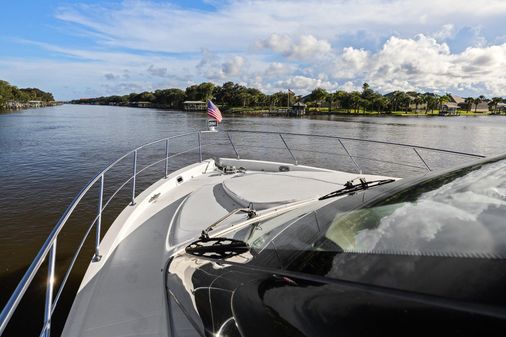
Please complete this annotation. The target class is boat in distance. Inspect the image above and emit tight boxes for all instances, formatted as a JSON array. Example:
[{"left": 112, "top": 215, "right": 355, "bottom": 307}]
[{"left": 1, "top": 128, "right": 505, "bottom": 337}]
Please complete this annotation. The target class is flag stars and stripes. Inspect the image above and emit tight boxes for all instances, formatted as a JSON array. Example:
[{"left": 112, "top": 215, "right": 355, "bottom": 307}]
[{"left": 207, "top": 100, "right": 223, "bottom": 122}]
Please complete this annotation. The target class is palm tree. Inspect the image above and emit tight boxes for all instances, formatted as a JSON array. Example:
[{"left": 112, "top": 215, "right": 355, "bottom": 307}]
[
  {"left": 326, "top": 95, "right": 333, "bottom": 112},
  {"left": 429, "top": 95, "right": 438, "bottom": 114},
  {"left": 473, "top": 97, "right": 482, "bottom": 113},
  {"left": 310, "top": 88, "right": 328, "bottom": 110},
  {"left": 392, "top": 91, "right": 410, "bottom": 113},
  {"left": 333, "top": 90, "right": 347, "bottom": 112},
  {"left": 464, "top": 97, "right": 474, "bottom": 112},
  {"left": 391, "top": 91, "right": 404, "bottom": 112},
  {"left": 438, "top": 94, "right": 450, "bottom": 113},
  {"left": 372, "top": 95, "right": 388, "bottom": 113},
  {"left": 350, "top": 91, "right": 361, "bottom": 113},
  {"left": 413, "top": 94, "right": 423, "bottom": 113},
  {"left": 491, "top": 97, "right": 502, "bottom": 113},
  {"left": 422, "top": 93, "right": 433, "bottom": 114}
]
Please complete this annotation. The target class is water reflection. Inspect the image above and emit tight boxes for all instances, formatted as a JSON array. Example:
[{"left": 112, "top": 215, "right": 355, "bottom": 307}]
[{"left": 353, "top": 160, "right": 506, "bottom": 256}]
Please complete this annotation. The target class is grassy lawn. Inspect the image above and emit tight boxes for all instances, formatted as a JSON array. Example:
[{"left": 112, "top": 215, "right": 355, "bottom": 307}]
[
  {"left": 222, "top": 106, "right": 504, "bottom": 117},
  {"left": 306, "top": 108, "right": 501, "bottom": 117}
]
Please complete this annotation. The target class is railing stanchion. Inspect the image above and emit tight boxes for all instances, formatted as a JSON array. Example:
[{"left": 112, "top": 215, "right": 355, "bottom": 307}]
[
  {"left": 42, "top": 240, "right": 56, "bottom": 337},
  {"left": 131, "top": 150, "right": 137, "bottom": 205},
  {"left": 338, "top": 138, "right": 362, "bottom": 174},
  {"left": 164, "top": 139, "right": 170, "bottom": 178},
  {"left": 413, "top": 147, "right": 431, "bottom": 171},
  {"left": 93, "top": 174, "right": 104, "bottom": 262},
  {"left": 279, "top": 134, "right": 297, "bottom": 165},
  {"left": 226, "top": 132, "right": 240, "bottom": 159},
  {"left": 198, "top": 132, "right": 202, "bottom": 162}
]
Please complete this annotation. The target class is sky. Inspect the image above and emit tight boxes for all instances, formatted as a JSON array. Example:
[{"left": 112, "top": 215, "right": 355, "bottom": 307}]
[{"left": 1, "top": 0, "right": 506, "bottom": 100}]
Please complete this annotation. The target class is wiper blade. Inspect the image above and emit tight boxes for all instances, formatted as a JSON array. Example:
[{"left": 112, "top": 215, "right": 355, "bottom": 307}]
[
  {"left": 200, "top": 204, "right": 256, "bottom": 240},
  {"left": 319, "top": 178, "right": 396, "bottom": 200},
  {"left": 185, "top": 237, "right": 249, "bottom": 259}
]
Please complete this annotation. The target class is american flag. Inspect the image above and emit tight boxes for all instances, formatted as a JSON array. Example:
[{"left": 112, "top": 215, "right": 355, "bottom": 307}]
[{"left": 207, "top": 100, "right": 222, "bottom": 122}]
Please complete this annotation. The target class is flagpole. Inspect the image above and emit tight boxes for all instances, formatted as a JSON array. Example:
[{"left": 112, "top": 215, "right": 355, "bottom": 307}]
[{"left": 206, "top": 99, "right": 220, "bottom": 132}]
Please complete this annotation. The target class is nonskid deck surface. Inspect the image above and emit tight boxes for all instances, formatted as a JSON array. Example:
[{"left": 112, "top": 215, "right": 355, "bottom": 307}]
[{"left": 62, "top": 159, "right": 394, "bottom": 337}]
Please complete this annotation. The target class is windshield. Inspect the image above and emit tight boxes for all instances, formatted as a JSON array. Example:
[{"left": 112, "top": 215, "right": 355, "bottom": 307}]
[
  {"left": 329, "top": 159, "right": 506, "bottom": 256},
  {"left": 228, "top": 157, "right": 506, "bottom": 266}
]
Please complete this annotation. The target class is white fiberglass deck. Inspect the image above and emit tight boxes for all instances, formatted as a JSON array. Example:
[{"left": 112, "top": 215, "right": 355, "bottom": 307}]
[{"left": 62, "top": 159, "right": 394, "bottom": 337}]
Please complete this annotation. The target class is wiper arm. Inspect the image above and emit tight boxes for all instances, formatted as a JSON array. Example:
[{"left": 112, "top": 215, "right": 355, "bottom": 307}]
[
  {"left": 319, "top": 178, "right": 396, "bottom": 200},
  {"left": 199, "top": 204, "right": 256, "bottom": 240}
]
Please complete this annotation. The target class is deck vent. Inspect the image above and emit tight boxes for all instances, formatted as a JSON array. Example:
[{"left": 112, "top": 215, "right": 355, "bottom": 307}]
[
  {"left": 177, "top": 176, "right": 184, "bottom": 184},
  {"left": 279, "top": 166, "right": 290, "bottom": 172}
]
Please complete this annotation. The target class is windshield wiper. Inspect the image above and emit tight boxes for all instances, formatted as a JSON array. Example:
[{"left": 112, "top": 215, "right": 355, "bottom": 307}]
[
  {"left": 319, "top": 177, "right": 396, "bottom": 200},
  {"left": 199, "top": 204, "right": 256, "bottom": 240}
]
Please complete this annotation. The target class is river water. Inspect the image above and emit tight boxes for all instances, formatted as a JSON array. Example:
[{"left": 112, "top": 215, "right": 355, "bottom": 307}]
[{"left": 0, "top": 104, "right": 505, "bottom": 335}]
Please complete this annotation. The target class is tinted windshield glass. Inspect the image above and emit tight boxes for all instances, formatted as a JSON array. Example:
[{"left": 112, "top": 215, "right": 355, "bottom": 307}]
[
  {"left": 326, "top": 159, "right": 506, "bottom": 257},
  {"left": 235, "top": 158, "right": 506, "bottom": 265}
]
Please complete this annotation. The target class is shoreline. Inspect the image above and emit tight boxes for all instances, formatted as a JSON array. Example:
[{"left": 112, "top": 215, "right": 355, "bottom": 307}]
[
  {"left": 0, "top": 101, "right": 61, "bottom": 112},
  {"left": 67, "top": 103, "right": 506, "bottom": 118}
]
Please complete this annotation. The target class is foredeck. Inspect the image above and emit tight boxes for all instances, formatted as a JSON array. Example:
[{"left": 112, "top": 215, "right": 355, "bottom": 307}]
[
  {"left": 62, "top": 159, "right": 394, "bottom": 337},
  {"left": 0, "top": 129, "right": 485, "bottom": 337}
]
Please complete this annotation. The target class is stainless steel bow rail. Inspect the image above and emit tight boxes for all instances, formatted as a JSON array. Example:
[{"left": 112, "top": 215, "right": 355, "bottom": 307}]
[{"left": 0, "top": 129, "right": 485, "bottom": 337}]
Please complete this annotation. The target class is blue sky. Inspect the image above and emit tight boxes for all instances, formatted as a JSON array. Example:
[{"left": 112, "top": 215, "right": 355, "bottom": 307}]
[{"left": 1, "top": 0, "right": 506, "bottom": 100}]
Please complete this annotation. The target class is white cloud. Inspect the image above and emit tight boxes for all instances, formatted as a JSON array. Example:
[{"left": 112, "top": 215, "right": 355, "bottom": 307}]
[
  {"left": 4, "top": 0, "right": 506, "bottom": 99},
  {"left": 264, "top": 62, "right": 294, "bottom": 76},
  {"left": 222, "top": 56, "right": 245, "bottom": 76},
  {"left": 340, "top": 81, "right": 361, "bottom": 92},
  {"left": 330, "top": 47, "right": 370, "bottom": 78},
  {"left": 434, "top": 24, "right": 456, "bottom": 40},
  {"left": 258, "top": 34, "right": 332, "bottom": 59},
  {"left": 147, "top": 65, "right": 169, "bottom": 78},
  {"left": 54, "top": 0, "right": 506, "bottom": 54},
  {"left": 365, "top": 35, "right": 506, "bottom": 95},
  {"left": 104, "top": 73, "right": 119, "bottom": 80},
  {"left": 196, "top": 50, "right": 247, "bottom": 80},
  {"left": 276, "top": 75, "right": 338, "bottom": 92}
]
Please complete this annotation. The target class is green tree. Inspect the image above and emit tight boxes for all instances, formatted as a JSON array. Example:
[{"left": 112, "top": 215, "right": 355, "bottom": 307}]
[
  {"left": 196, "top": 82, "right": 215, "bottom": 101},
  {"left": 491, "top": 97, "right": 502, "bottom": 112},
  {"left": 350, "top": 91, "right": 361, "bottom": 113},
  {"left": 154, "top": 88, "right": 185, "bottom": 107},
  {"left": 438, "top": 94, "right": 450, "bottom": 112},
  {"left": 389, "top": 91, "right": 410, "bottom": 113},
  {"left": 184, "top": 85, "right": 199, "bottom": 101},
  {"left": 333, "top": 90, "right": 347, "bottom": 111},
  {"left": 464, "top": 97, "right": 474, "bottom": 112},
  {"left": 412, "top": 93, "right": 423, "bottom": 113},
  {"left": 310, "top": 88, "right": 329, "bottom": 108},
  {"left": 131, "top": 91, "right": 156, "bottom": 102},
  {"left": 473, "top": 97, "right": 482, "bottom": 113},
  {"left": 371, "top": 94, "right": 388, "bottom": 113},
  {"left": 361, "top": 82, "right": 375, "bottom": 102}
]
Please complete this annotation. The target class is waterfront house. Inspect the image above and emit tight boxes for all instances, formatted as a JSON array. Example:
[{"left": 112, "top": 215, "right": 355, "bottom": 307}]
[
  {"left": 497, "top": 102, "right": 506, "bottom": 113},
  {"left": 473, "top": 101, "right": 490, "bottom": 112},
  {"left": 183, "top": 101, "right": 206, "bottom": 111},
  {"left": 5, "top": 101, "right": 23, "bottom": 109},
  {"left": 28, "top": 100, "right": 42, "bottom": 108},
  {"left": 290, "top": 102, "right": 307, "bottom": 116},
  {"left": 440, "top": 102, "right": 459, "bottom": 115},
  {"left": 448, "top": 94, "right": 465, "bottom": 106},
  {"left": 450, "top": 94, "right": 489, "bottom": 112},
  {"left": 135, "top": 101, "right": 152, "bottom": 108}
]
